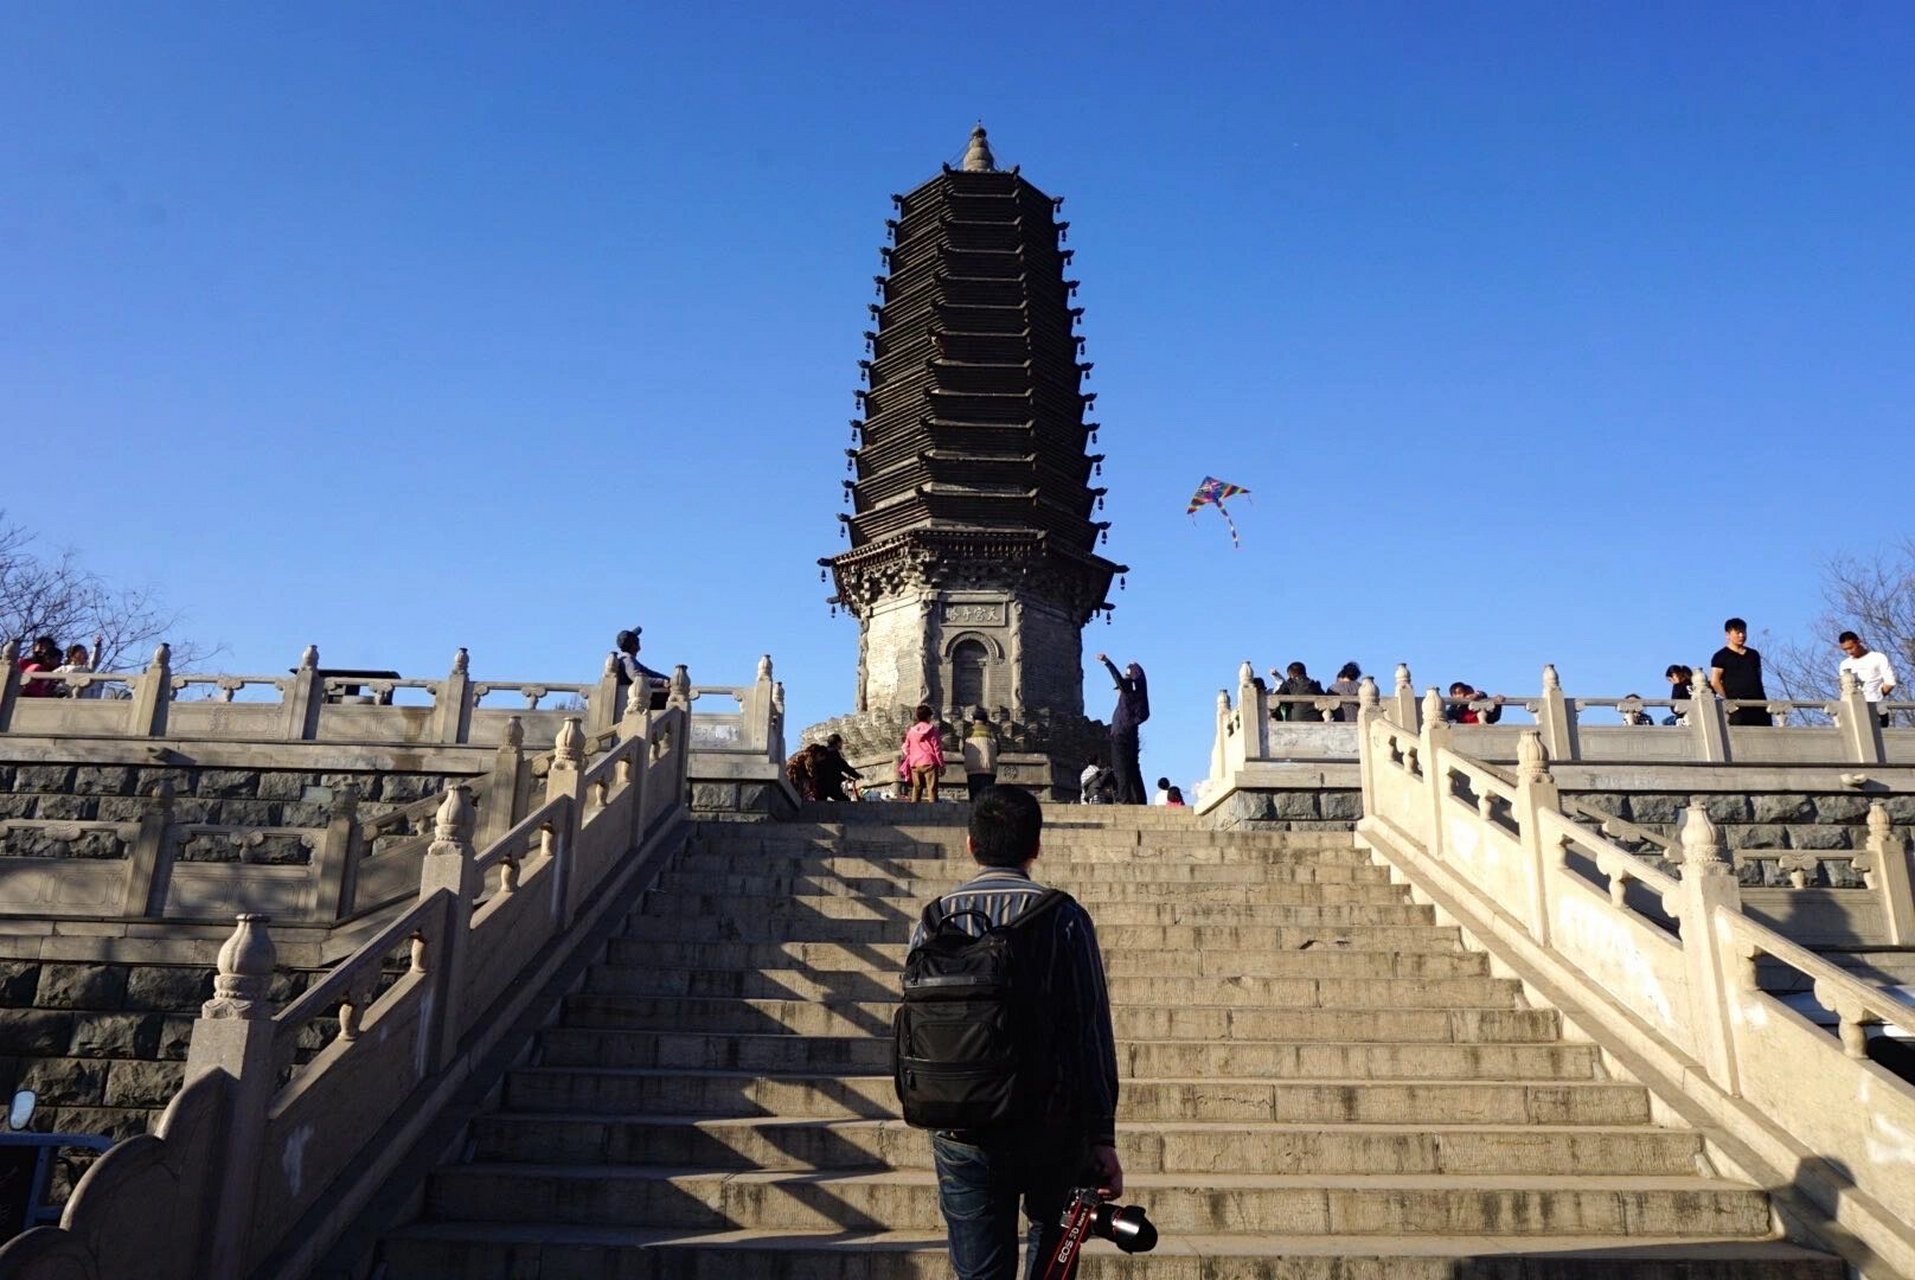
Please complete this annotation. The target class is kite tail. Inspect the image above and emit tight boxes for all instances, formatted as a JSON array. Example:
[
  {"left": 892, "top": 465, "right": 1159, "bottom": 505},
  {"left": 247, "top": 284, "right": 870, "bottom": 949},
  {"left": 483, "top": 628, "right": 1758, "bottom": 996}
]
[{"left": 1221, "top": 507, "right": 1242, "bottom": 550}]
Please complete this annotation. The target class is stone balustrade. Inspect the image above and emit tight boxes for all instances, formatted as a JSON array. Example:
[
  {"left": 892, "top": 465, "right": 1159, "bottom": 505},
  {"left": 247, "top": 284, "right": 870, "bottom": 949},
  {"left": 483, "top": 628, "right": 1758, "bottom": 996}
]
[
  {"left": 1213, "top": 660, "right": 1915, "bottom": 770},
  {"left": 0, "top": 701, "right": 697, "bottom": 1280},
  {"left": 1357, "top": 707, "right": 1915, "bottom": 1275}
]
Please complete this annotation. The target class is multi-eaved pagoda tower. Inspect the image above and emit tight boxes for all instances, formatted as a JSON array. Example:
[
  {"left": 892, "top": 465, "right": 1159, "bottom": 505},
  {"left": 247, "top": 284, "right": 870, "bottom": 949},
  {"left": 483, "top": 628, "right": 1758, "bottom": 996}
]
[{"left": 806, "top": 126, "right": 1127, "bottom": 795}]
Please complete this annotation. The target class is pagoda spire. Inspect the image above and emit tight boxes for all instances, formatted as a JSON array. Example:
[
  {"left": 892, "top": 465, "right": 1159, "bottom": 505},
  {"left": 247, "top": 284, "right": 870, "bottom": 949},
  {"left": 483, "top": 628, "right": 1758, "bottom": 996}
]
[{"left": 961, "top": 124, "right": 996, "bottom": 172}]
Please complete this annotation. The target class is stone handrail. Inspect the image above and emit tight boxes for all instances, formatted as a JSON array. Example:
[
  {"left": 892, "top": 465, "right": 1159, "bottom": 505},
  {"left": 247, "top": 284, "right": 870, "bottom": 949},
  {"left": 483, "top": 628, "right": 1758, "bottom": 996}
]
[
  {"left": 1212, "top": 661, "right": 1915, "bottom": 779},
  {"left": 1357, "top": 701, "right": 1915, "bottom": 1275},
  {"left": 0, "top": 643, "right": 637, "bottom": 748},
  {"left": 0, "top": 704, "right": 695, "bottom": 1280}
]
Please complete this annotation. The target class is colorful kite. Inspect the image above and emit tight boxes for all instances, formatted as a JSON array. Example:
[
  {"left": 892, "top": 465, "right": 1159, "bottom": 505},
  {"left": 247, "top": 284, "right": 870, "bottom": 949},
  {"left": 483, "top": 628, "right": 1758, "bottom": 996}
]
[{"left": 1187, "top": 476, "right": 1252, "bottom": 548}]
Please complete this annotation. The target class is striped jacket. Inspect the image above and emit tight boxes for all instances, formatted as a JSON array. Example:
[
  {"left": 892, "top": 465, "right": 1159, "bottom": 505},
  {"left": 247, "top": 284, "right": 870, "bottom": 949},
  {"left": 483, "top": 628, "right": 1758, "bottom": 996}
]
[{"left": 908, "top": 866, "right": 1120, "bottom": 1146}]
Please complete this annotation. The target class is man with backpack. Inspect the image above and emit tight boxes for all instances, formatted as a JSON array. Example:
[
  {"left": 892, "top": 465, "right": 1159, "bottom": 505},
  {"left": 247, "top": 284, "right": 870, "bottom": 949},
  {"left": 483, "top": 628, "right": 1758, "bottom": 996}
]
[{"left": 894, "top": 787, "right": 1123, "bottom": 1280}]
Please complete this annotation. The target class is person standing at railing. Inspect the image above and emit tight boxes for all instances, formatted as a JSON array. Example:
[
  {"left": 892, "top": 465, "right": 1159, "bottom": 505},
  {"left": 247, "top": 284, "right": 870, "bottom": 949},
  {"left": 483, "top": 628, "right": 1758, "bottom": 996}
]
[
  {"left": 16, "top": 636, "right": 60, "bottom": 697},
  {"left": 1094, "top": 653, "right": 1149, "bottom": 804},
  {"left": 1663, "top": 664, "right": 1695, "bottom": 725},
  {"left": 1443, "top": 681, "right": 1504, "bottom": 724},
  {"left": 962, "top": 709, "right": 1000, "bottom": 801},
  {"left": 1837, "top": 631, "right": 1899, "bottom": 727},
  {"left": 52, "top": 635, "right": 105, "bottom": 698},
  {"left": 612, "top": 628, "right": 668, "bottom": 713},
  {"left": 1710, "top": 617, "right": 1772, "bottom": 726},
  {"left": 903, "top": 704, "right": 946, "bottom": 802},
  {"left": 1270, "top": 661, "right": 1327, "bottom": 721},
  {"left": 1327, "top": 662, "right": 1363, "bottom": 722}
]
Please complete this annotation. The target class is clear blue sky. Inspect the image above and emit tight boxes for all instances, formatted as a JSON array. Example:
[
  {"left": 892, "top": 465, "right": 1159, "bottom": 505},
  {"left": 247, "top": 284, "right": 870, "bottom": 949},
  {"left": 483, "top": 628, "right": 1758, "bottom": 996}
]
[{"left": 5, "top": 4, "right": 1912, "bottom": 789}]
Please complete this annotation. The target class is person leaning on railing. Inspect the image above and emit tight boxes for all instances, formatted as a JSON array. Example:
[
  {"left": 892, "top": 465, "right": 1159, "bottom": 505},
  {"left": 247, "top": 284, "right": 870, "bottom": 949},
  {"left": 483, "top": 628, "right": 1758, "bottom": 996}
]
[{"left": 1837, "top": 631, "right": 1899, "bottom": 728}]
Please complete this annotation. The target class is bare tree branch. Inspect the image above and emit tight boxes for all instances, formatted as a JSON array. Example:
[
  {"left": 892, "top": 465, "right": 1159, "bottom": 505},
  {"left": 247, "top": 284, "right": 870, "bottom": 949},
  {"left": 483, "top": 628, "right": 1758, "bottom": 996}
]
[
  {"left": 1, "top": 512, "right": 221, "bottom": 672},
  {"left": 1767, "top": 538, "right": 1915, "bottom": 723}
]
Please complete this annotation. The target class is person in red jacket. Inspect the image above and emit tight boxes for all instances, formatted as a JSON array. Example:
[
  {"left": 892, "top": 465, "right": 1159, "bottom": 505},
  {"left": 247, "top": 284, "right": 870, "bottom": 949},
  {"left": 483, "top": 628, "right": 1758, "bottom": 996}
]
[{"left": 902, "top": 704, "right": 945, "bottom": 802}]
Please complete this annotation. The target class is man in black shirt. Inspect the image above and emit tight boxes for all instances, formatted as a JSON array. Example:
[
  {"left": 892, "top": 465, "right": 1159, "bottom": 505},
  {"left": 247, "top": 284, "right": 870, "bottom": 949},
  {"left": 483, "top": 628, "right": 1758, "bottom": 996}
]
[
  {"left": 917, "top": 787, "right": 1123, "bottom": 1279},
  {"left": 1710, "top": 617, "right": 1773, "bottom": 727}
]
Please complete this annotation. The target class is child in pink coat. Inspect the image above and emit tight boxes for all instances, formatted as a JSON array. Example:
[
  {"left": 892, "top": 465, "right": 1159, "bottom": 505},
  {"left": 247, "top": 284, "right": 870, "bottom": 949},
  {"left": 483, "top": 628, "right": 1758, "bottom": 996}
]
[{"left": 901, "top": 704, "right": 944, "bottom": 802}]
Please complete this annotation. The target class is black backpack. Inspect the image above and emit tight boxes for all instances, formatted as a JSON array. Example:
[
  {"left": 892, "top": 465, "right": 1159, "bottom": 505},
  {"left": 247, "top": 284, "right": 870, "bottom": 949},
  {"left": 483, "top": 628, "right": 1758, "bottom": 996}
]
[{"left": 893, "top": 888, "right": 1071, "bottom": 1132}]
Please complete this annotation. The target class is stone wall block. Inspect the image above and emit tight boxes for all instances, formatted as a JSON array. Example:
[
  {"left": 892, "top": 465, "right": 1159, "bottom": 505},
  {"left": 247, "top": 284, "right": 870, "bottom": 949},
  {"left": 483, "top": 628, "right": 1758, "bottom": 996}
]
[
  {"left": 1269, "top": 792, "right": 1321, "bottom": 820},
  {"left": 218, "top": 799, "right": 274, "bottom": 826},
  {"left": 124, "top": 967, "right": 215, "bottom": 1013},
  {"left": 278, "top": 800, "right": 330, "bottom": 827},
  {"left": 1730, "top": 824, "right": 1789, "bottom": 850},
  {"left": 96, "top": 796, "right": 144, "bottom": 822},
  {"left": 168, "top": 797, "right": 216, "bottom": 823},
  {"left": 72, "top": 766, "right": 133, "bottom": 795},
  {"left": 68, "top": 1013, "right": 164, "bottom": 1058},
  {"left": 0, "top": 793, "right": 35, "bottom": 818},
  {"left": 1811, "top": 794, "right": 1871, "bottom": 822},
  {"left": 20, "top": 1057, "right": 108, "bottom": 1106},
  {"left": 1319, "top": 791, "right": 1364, "bottom": 821},
  {"left": 1785, "top": 824, "right": 1855, "bottom": 851},
  {"left": 1750, "top": 794, "right": 1814, "bottom": 823},
  {"left": 157, "top": 1016, "right": 194, "bottom": 1060},
  {"left": 253, "top": 836, "right": 311, "bottom": 865},
  {"left": 0, "top": 961, "right": 41, "bottom": 1005},
  {"left": 255, "top": 771, "right": 308, "bottom": 801},
  {"left": 379, "top": 774, "right": 438, "bottom": 802},
  {"left": 1700, "top": 795, "right": 1753, "bottom": 823},
  {"left": 196, "top": 768, "right": 260, "bottom": 797},
  {"left": 46, "top": 1106, "right": 149, "bottom": 1143},
  {"left": 736, "top": 783, "right": 775, "bottom": 813},
  {"left": 14, "top": 764, "right": 75, "bottom": 791},
  {"left": 267, "top": 969, "right": 312, "bottom": 1005},
  {"left": 0, "top": 764, "right": 13, "bottom": 787},
  {"left": 36, "top": 964, "right": 129, "bottom": 1010},
  {"left": 34, "top": 793, "right": 95, "bottom": 821},
  {"left": 134, "top": 767, "right": 192, "bottom": 796},
  {"left": 102, "top": 1059, "right": 184, "bottom": 1108},
  {"left": 1884, "top": 795, "right": 1915, "bottom": 823},
  {"left": 692, "top": 782, "right": 736, "bottom": 810},
  {"left": 0, "top": 1010, "right": 76, "bottom": 1056},
  {"left": 1624, "top": 794, "right": 1684, "bottom": 824}
]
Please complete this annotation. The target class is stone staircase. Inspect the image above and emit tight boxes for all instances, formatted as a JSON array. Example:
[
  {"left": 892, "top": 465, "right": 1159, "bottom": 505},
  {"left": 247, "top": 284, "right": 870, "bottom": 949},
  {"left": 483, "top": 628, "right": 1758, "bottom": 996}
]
[{"left": 377, "top": 804, "right": 1841, "bottom": 1278}]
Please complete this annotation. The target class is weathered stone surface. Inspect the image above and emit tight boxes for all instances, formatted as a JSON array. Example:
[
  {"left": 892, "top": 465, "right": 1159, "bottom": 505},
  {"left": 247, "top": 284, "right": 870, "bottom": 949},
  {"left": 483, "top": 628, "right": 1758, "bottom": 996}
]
[
  {"left": 692, "top": 783, "right": 736, "bottom": 810},
  {"left": 124, "top": 967, "right": 213, "bottom": 1013},
  {"left": 379, "top": 774, "right": 438, "bottom": 802},
  {"left": 267, "top": 970, "right": 312, "bottom": 1005},
  {"left": 68, "top": 1013, "right": 163, "bottom": 1058},
  {"left": 20, "top": 1058, "right": 108, "bottom": 1106},
  {"left": 1729, "top": 824, "right": 1788, "bottom": 850},
  {"left": 196, "top": 769, "right": 259, "bottom": 798},
  {"left": 157, "top": 1017, "right": 194, "bottom": 1061},
  {"left": 34, "top": 793, "right": 94, "bottom": 821},
  {"left": 167, "top": 797, "right": 216, "bottom": 823},
  {"left": 736, "top": 784, "right": 775, "bottom": 813},
  {"left": 279, "top": 801, "right": 331, "bottom": 827},
  {"left": 256, "top": 771, "right": 308, "bottom": 801},
  {"left": 0, "top": 1010, "right": 75, "bottom": 1056},
  {"left": 1575, "top": 792, "right": 1628, "bottom": 817},
  {"left": 14, "top": 765, "right": 74, "bottom": 791},
  {"left": 1269, "top": 791, "right": 1321, "bottom": 820},
  {"left": 0, "top": 962, "right": 40, "bottom": 1005},
  {"left": 0, "top": 793, "right": 35, "bottom": 818},
  {"left": 36, "top": 964, "right": 128, "bottom": 1010},
  {"left": 1751, "top": 794, "right": 1813, "bottom": 823},
  {"left": 103, "top": 1059, "right": 183, "bottom": 1108},
  {"left": 95, "top": 796, "right": 145, "bottom": 822},
  {"left": 47, "top": 1106, "right": 150, "bottom": 1142},
  {"left": 1622, "top": 794, "right": 1683, "bottom": 824},
  {"left": 72, "top": 766, "right": 133, "bottom": 795},
  {"left": 1700, "top": 795, "right": 1753, "bottom": 823},
  {"left": 1811, "top": 794, "right": 1871, "bottom": 822},
  {"left": 1319, "top": 790, "right": 1364, "bottom": 821},
  {"left": 1787, "top": 824, "right": 1854, "bottom": 851},
  {"left": 252, "top": 835, "right": 312, "bottom": 866},
  {"left": 1883, "top": 795, "right": 1915, "bottom": 823},
  {"left": 133, "top": 767, "right": 192, "bottom": 796},
  {"left": 217, "top": 799, "right": 275, "bottom": 826}
]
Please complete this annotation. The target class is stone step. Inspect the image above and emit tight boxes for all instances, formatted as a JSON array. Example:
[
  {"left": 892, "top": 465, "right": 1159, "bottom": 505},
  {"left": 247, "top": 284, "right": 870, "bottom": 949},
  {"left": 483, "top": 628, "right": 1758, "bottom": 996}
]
[
  {"left": 420, "top": 1165, "right": 1770, "bottom": 1237},
  {"left": 579, "top": 967, "right": 1524, "bottom": 1010},
  {"left": 532, "top": 1029, "right": 1597, "bottom": 1081},
  {"left": 501, "top": 1069, "right": 1651, "bottom": 1125},
  {"left": 379, "top": 1224, "right": 1844, "bottom": 1280},
  {"left": 617, "top": 916, "right": 1465, "bottom": 950},
  {"left": 702, "top": 829, "right": 1360, "bottom": 855},
  {"left": 600, "top": 939, "right": 1489, "bottom": 979},
  {"left": 559, "top": 994, "right": 1564, "bottom": 1043},
  {"left": 470, "top": 1114, "right": 1694, "bottom": 1175},
  {"left": 674, "top": 849, "right": 1385, "bottom": 877},
  {"left": 632, "top": 896, "right": 1438, "bottom": 927},
  {"left": 652, "top": 872, "right": 1415, "bottom": 905}
]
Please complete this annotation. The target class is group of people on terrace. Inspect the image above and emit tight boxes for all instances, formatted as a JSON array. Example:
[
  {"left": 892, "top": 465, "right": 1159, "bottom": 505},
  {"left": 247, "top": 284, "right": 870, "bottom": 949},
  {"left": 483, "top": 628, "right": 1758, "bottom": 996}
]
[{"left": 10, "top": 634, "right": 104, "bottom": 699}]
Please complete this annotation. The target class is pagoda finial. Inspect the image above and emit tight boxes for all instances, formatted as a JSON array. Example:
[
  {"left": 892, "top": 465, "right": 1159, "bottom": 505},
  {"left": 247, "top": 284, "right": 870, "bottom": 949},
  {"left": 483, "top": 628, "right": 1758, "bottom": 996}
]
[{"left": 961, "top": 123, "right": 996, "bottom": 172}]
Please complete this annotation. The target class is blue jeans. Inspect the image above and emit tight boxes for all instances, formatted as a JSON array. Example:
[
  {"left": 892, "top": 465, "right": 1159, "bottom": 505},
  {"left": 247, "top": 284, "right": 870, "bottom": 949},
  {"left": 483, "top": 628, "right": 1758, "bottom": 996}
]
[{"left": 931, "top": 1132, "right": 1082, "bottom": 1280}]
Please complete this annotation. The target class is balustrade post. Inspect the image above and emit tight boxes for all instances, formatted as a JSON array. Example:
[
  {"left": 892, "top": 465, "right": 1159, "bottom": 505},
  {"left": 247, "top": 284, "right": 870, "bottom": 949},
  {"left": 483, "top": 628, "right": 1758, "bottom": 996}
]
[
  {"left": 1209, "top": 689, "right": 1231, "bottom": 786},
  {"left": 616, "top": 667, "right": 652, "bottom": 745},
  {"left": 1355, "top": 677, "right": 1380, "bottom": 815},
  {"left": 0, "top": 638, "right": 20, "bottom": 731},
  {"left": 545, "top": 719, "right": 588, "bottom": 925},
  {"left": 1513, "top": 730, "right": 1560, "bottom": 945},
  {"left": 585, "top": 651, "right": 620, "bottom": 740},
  {"left": 481, "top": 717, "right": 527, "bottom": 847},
  {"left": 314, "top": 782, "right": 364, "bottom": 920},
  {"left": 129, "top": 643, "right": 172, "bottom": 737},
  {"left": 1689, "top": 677, "right": 1731, "bottom": 763},
  {"left": 1673, "top": 802, "right": 1742, "bottom": 1094},
  {"left": 770, "top": 679, "right": 786, "bottom": 765},
  {"left": 1238, "top": 662, "right": 1269, "bottom": 761},
  {"left": 416, "top": 787, "right": 479, "bottom": 1071},
  {"left": 667, "top": 665, "right": 693, "bottom": 713},
  {"left": 744, "top": 655, "right": 776, "bottom": 753},
  {"left": 282, "top": 645, "right": 323, "bottom": 740},
  {"left": 1857, "top": 802, "right": 1914, "bottom": 946},
  {"left": 434, "top": 648, "right": 474, "bottom": 744},
  {"left": 1836, "top": 669, "right": 1887, "bottom": 764},
  {"left": 182, "top": 913, "right": 280, "bottom": 1280},
  {"left": 1393, "top": 664, "right": 1419, "bottom": 729},
  {"left": 1536, "top": 665, "right": 1579, "bottom": 762},
  {"left": 1419, "top": 689, "right": 1451, "bottom": 859},
  {"left": 121, "top": 780, "right": 177, "bottom": 917}
]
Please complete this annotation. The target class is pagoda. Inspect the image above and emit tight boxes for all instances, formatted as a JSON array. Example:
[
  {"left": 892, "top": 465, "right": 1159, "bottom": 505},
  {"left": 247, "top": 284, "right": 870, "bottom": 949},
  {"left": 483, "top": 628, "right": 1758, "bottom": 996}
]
[{"left": 806, "top": 126, "right": 1127, "bottom": 795}]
